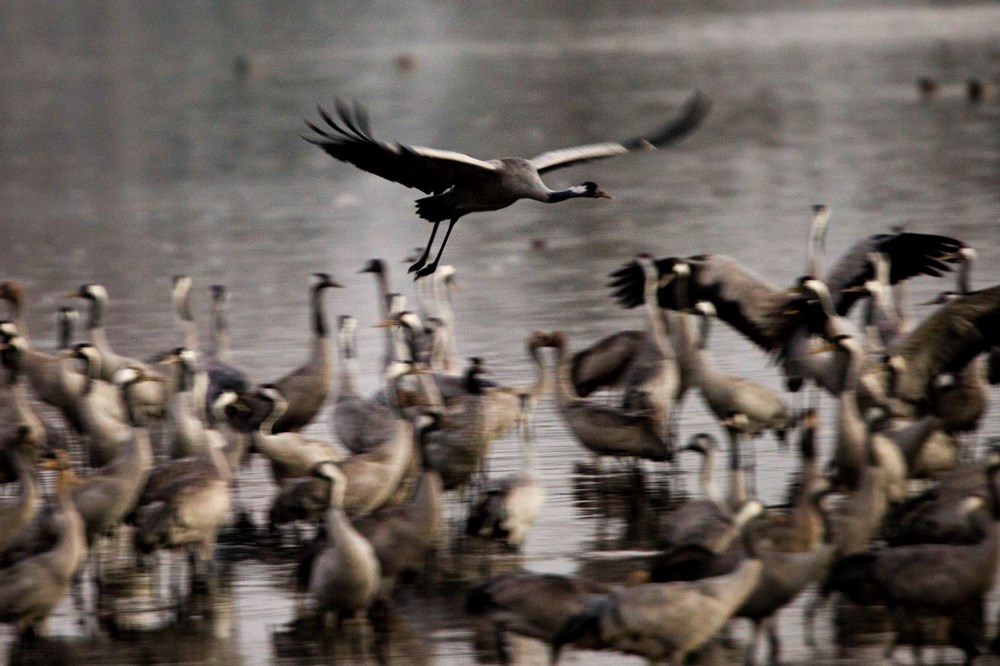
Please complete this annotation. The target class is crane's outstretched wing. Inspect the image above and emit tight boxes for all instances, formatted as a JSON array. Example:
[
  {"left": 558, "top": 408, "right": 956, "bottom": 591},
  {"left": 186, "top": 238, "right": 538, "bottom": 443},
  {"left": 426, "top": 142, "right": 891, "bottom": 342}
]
[
  {"left": 826, "top": 232, "right": 967, "bottom": 315},
  {"left": 895, "top": 284, "right": 1000, "bottom": 391},
  {"left": 304, "top": 99, "right": 498, "bottom": 195},
  {"left": 608, "top": 253, "right": 795, "bottom": 352},
  {"left": 530, "top": 90, "right": 712, "bottom": 174}
]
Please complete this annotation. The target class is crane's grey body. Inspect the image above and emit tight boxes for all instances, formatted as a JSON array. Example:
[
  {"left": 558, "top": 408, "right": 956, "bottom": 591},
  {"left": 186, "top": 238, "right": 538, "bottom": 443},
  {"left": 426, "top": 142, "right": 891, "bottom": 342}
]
[{"left": 305, "top": 93, "right": 711, "bottom": 276}]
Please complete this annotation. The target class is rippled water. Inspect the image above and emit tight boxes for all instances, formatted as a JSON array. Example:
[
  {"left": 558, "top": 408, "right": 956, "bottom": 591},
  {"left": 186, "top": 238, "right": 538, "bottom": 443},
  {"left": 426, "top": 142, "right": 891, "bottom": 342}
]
[{"left": 2, "top": 2, "right": 1000, "bottom": 664}]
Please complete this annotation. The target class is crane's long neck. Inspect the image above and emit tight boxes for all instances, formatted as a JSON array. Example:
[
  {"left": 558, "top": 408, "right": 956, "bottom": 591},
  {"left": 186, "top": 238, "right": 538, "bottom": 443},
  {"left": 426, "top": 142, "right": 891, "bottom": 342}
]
[
  {"left": 727, "top": 430, "right": 748, "bottom": 510},
  {"left": 311, "top": 285, "right": 329, "bottom": 338},
  {"left": 1, "top": 448, "right": 40, "bottom": 549},
  {"left": 84, "top": 295, "right": 113, "bottom": 358},
  {"left": 210, "top": 294, "right": 232, "bottom": 361},
  {"left": 807, "top": 205, "right": 830, "bottom": 278},
  {"left": 338, "top": 331, "right": 360, "bottom": 398},
  {"left": 174, "top": 281, "right": 199, "bottom": 352},
  {"left": 643, "top": 279, "right": 671, "bottom": 358},
  {"left": 206, "top": 437, "right": 232, "bottom": 482},
  {"left": 552, "top": 342, "right": 581, "bottom": 404},
  {"left": 432, "top": 280, "right": 458, "bottom": 374},
  {"left": 412, "top": 469, "right": 444, "bottom": 534},
  {"left": 58, "top": 312, "right": 74, "bottom": 351},
  {"left": 691, "top": 314, "right": 721, "bottom": 387},
  {"left": 80, "top": 354, "right": 99, "bottom": 396},
  {"left": 524, "top": 343, "right": 551, "bottom": 405},
  {"left": 521, "top": 412, "right": 537, "bottom": 474},
  {"left": 309, "top": 288, "right": 333, "bottom": 389},
  {"left": 957, "top": 249, "right": 975, "bottom": 295},
  {"left": 698, "top": 446, "right": 724, "bottom": 506},
  {"left": 5, "top": 292, "right": 27, "bottom": 338},
  {"left": 836, "top": 346, "right": 867, "bottom": 484},
  {"left": 260, "top": 399, "right": 286, "bottom": 436},
  {"left": 545, "top": 185, "right": 593, "bottom": 203},
  {"left": 50, "top": 471, "right": 87, "bottom": 581}
]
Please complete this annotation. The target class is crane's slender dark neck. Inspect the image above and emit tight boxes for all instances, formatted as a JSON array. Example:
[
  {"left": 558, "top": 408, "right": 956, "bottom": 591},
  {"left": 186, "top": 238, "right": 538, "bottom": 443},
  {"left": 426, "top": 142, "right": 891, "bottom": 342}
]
[
  {"left": 85, "top": 295, "right": 104, "bottom": 330},
  {"left": 698, "top": 312, "right": 712, "bottom": 350},
  {"left": 546, "top": 185, "right": 590, "bottom": 203},
  {"left": 311, "top": 285, "right": 329, "bottom": 337},
  {"left": 58, "top": 312, "right": 74, "bottom": 351}
]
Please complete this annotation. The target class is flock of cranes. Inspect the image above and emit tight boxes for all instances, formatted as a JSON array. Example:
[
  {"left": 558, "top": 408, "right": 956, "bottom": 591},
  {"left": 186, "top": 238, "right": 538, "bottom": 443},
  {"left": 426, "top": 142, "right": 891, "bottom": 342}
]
[{"left": 2, "top": 90, "right": 1000, "bottom": 666}]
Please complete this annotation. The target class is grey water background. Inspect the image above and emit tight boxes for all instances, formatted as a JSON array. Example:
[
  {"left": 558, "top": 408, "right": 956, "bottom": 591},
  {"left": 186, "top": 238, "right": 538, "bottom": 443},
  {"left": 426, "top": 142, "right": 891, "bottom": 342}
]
[{"left": 1, "top": 1, "right": 1000, "bottom": 663}]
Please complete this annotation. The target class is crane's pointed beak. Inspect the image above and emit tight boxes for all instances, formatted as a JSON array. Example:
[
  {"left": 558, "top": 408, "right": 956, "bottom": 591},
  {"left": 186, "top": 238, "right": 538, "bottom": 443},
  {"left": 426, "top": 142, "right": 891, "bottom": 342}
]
[{"left": 596, "top": 189, "right": 612, "bottom": 199}]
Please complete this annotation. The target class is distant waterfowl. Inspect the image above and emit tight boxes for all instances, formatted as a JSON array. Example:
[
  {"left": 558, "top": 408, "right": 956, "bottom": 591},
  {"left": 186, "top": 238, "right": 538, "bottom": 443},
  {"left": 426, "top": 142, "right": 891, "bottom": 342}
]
[
  {"left": 304, "top": 91, "right": 711, "bottom": 277},
  {"left": 543, "top": 331, "right": 673, "bottom": 464},
  {"left": 619, "top": 253, "right": 681, "bottom": 444},
  {"left": 909, "top": 248, "right": 991, "bottom": 435},
  {"left": 164, "top": 347, "right": 212, "bottom": 459},
  {"left": 67, "top": 343, "right": 132, "bottom": 469},
  {"left": 246, "top": 363, "right": 414, "bottom": 516},
  {"left": 330, "top": 362, "right": 416, "bottom": 516},
  {"left": 71, "top": 366, "right": 156, "bottom": 546},
  {"left": 65, "top": 283, "right": 167, "bottom": 419},
  {"left": 0, "top": 285, "right": 87, "bottom": 432},
  {"left": 353, "top": 467, "right": 444, "bottom": 592},
  {"left": 359, "top": 259, "right": 395, "bottom": 371},
  {"left": 132, "top": 396, "right": 234, "bottom": 590},
  {"left": 691, "top": 300, "right": 794, "bottom": 446},
  {"left": 0, "top": 426, "right": 42, "bottom": 553},
  {"left": 751, "top": 409, "right": 826, "bottom": 552},
  {"left": 0, "top": 335, "right": 48, "bottom": 465},
  {"left": 332, "top": 314, "right": 401, "bottom": 454},
  {"left": 305, "top": 462, "right": 381, "bottom": 627},
  {"left": 885, "top": 284, "right": 1000, "bottom": 418},
  {"left": 569, "top": 329, "right": 648, "bottom": 397},
  {"left": 267, "top": 273, "right": 342, "bottom": 434},
  {"left": 205, "top": 284, "right": 250, "bottom": 412},
  {"left": 824, "top": 334, "right": 907, "bottom": 501},
  {"left": 553, "top": 501, "right": 764, "bottom": 664},
  {"left": 407, "top": 359, "right": 497, "bottom": 491},
  {"left": 823, "top": 463, "right": 1000, "bottom": 664},
  {"left": 465, "top": 571, "right": 612, "bottom": 661},
  {"left": 660, "top": 435, "right": 760, "bottom": 553},
  {"left": 56, "top": 306, "right": 78, "bottom": 351},
  {"left": 135, "top": 391, "right": 244, "bottom": 523},
  {"left": 0, "top": 455, "right": 86, "bottom": 641},
  {"left": 884, "top": 448, "right": 1000, "bottom": 547},
  {"left": 608, "top": 227, "right": 967, "bottom": 394},
  {"left": 230, "top": 384, "right": 346, "bottom": 484},
  {"left": 465, "top": 411, "right": 545, "bottom": 550}
]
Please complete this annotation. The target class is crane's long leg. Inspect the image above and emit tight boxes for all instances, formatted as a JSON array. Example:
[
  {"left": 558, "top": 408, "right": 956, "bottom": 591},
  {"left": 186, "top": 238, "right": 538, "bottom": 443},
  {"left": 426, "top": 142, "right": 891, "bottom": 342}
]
[
  {"left": 408, "top": 221, "right": 442, "bottom": 274},
  {"left": 415, "top": 218, "right": 458, "bottom": 278}
]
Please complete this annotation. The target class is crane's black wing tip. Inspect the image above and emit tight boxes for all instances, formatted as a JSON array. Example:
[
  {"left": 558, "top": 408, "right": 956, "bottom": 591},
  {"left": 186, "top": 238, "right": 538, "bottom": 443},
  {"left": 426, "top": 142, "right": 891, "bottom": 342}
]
[
  {"left": 307, "top": 100, "right": 377, "bottom": 144},
  {"left": 607, "top": 261, "right": 645, "bottom": 308},
  {"left": 622, "top": 89, "right": 713, "bottom": 150}
]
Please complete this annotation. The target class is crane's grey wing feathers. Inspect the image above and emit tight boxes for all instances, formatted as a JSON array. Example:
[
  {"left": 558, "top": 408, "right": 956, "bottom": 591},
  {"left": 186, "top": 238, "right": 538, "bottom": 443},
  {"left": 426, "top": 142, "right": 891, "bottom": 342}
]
[
  {"left": 530, "top": 143, "right": 631, "bottom": 173},
  {"left": 826, "top": 232, "right": 966, "bottom": 315},
  {"left": 898, "top": 284, "right": 1000, "bottom": 380},
  {"left": 305, "top": 100, "right": 498, "bottom": 196},
  {"left": 608, "top": 254, "right": 794, "bottom": 352},
  {"left": 531, "top": 90, "right": 712, "bottom": 174}
]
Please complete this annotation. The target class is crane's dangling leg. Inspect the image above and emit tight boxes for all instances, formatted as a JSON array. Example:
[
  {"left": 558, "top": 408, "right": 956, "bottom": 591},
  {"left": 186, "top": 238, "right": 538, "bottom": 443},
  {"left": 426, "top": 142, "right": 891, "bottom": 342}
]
[
  {"left": 415, "top": 218, "right": 458, "bottom": 279},
  {"left": 408, "top": 220, "right": 442, "bottom": 274}
]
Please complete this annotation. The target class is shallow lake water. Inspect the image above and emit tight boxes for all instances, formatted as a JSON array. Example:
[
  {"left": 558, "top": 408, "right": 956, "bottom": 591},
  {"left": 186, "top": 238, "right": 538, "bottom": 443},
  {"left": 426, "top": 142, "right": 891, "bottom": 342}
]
[{"left": 1, "top": 2, "right": 1000, "bottom": 664}]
